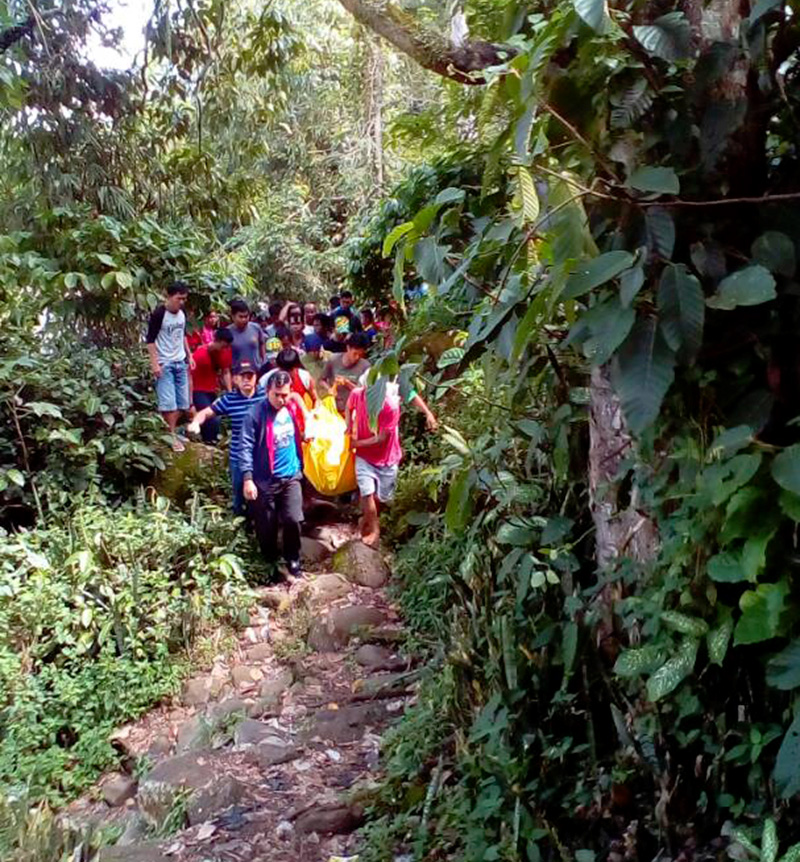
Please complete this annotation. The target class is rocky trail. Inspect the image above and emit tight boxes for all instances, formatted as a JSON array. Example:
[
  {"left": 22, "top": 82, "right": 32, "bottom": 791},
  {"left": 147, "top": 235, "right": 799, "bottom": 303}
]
[{"left": 66, "top": 509, "right": 414, "bottom": 862}]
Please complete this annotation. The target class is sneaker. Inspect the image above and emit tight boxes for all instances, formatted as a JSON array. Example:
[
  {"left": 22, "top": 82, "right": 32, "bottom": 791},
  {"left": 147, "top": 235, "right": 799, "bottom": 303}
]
[{"left": 287, "top": 560, "right": 302, "bottom": 578}]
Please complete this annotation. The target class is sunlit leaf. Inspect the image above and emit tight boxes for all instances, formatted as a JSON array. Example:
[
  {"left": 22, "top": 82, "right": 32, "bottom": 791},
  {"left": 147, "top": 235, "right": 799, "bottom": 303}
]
[
  {"left": 706, "top": 265, "right": 776, "bottom": 310},
  {"left": 574, "top": 0, "right": 608, "bottom": 32},
  {"left": 734, "top": 580, "right": 791, "bottom": 645},
  {"left": 562, "top": 251, "right": 635, "bottom": 300},
  {"left": 633, "top": 12, "right": 692, "bottom": 61},
  {"left": 646, "top": 639, "right": 698, "bottom": 701}
]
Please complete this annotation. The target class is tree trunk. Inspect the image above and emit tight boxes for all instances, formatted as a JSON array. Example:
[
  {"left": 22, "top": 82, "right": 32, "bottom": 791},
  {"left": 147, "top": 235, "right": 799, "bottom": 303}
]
[
  {"left": 336, "top": 0, "right": 515, "bottom": 85},
  {"left": 365, "top": 33, "right": 385, "bottom": 192},
  {"left": 589, "top": 366, "right": 659, "bottom": 570}
]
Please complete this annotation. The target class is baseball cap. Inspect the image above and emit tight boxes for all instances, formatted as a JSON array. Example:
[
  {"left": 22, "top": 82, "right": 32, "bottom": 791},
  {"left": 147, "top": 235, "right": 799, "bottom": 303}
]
[
  {"left": 303, "top": 333, "right": 324, "bottom": 352},
  {"left": 234, "top": 360, "right": 257, "bottom": 375}
]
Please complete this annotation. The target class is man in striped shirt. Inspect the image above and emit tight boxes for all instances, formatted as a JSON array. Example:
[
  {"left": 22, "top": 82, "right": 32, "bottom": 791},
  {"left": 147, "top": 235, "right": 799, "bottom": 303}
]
[{"left": 188, "top": 360, "right": 265, "bottom": 514}]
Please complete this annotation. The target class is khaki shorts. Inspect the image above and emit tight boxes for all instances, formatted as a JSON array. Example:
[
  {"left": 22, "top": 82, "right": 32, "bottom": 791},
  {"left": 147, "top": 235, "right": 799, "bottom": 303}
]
[{"left": 355, "top": 457, "right": 398, "bottom": 503}]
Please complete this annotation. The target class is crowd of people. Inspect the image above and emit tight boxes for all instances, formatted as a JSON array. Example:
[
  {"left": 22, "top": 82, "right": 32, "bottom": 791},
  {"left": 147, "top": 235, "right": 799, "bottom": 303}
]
[{"left": 145, "top": 282, "right": 436, "bottom": 579}]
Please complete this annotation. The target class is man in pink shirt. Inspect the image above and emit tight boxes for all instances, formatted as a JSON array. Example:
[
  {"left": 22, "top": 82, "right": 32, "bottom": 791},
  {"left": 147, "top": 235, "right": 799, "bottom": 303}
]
[{"left": 346, "top": 380, "right": 402, "bottom": 547}]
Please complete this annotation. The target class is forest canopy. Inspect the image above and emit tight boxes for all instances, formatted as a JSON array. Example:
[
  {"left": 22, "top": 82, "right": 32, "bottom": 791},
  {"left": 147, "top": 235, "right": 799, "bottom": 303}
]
[{"left": 2, "top": 0, "right": 800, "bottom": 859}]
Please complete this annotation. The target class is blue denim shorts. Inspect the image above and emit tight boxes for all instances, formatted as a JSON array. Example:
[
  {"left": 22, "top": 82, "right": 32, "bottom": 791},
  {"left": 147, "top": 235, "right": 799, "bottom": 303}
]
[{"left": 155, "top": 361, "right": 190, "bottom": 412}]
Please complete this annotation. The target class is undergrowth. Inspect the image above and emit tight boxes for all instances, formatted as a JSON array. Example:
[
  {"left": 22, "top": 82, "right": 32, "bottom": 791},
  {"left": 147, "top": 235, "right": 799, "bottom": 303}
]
[{"left": 0, "top": 494, "right": 253, "bottom": 806}]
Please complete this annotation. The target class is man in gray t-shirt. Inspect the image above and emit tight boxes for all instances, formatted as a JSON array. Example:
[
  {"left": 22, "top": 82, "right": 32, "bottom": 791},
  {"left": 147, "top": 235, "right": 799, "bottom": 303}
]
[
  {"left": 146, "top": 281, "right": 194, "bottom": 451},
  {"left": 321, "top": 331, "right": 371, "bottom": 414},
  {"left": 228, "top": 298, "right": 265, "bottom": 368}
]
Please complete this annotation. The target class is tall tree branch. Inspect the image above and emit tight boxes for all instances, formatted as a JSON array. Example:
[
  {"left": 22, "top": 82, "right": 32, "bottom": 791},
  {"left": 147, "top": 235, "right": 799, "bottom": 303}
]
[{"left": 336, "top": 0, "right": 515, "bottom": 85}]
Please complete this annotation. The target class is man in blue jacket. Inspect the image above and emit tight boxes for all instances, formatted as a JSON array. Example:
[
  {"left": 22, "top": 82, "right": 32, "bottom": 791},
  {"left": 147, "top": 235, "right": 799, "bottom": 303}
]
[{"left": 240, "top": 370, "right": 305, "bottom": 578}]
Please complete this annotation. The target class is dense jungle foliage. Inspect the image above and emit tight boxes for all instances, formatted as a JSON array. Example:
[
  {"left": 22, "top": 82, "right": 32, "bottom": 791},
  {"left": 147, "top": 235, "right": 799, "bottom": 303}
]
[{"left": 2, "top": 0, "right": 800, "bottom": 859}]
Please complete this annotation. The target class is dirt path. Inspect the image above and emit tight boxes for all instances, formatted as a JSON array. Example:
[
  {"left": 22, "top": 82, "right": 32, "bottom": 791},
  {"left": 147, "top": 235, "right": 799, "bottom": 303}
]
[{"left": 67, "top": 515, "right": 412, "bottom": 862}]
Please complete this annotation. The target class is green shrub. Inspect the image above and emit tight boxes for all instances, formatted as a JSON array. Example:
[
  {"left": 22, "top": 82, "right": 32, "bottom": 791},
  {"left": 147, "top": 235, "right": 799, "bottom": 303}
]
[
  {"left": 391, "top": 517, "right": 464, "bottom": 644},
  {"left": 0, "top": 496, "right": 252, "bottom": 803},
  {"left": 0, "top": 336, "right": 167, "bottom": 521}
]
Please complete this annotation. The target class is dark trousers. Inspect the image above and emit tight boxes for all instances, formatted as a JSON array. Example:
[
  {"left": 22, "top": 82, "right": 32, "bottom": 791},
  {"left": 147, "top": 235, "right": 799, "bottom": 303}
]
[
  {"left": 193, "top": 391, "right": 220, "bottom": 443},
  {"left": 248, "top": 473, "right": 304, "bottom": 564}
]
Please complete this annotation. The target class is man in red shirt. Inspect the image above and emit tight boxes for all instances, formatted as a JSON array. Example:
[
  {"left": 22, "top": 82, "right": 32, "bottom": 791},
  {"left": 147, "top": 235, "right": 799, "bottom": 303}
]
[{"left": 190, "top": 328, "right": 234, "bottom": 444}]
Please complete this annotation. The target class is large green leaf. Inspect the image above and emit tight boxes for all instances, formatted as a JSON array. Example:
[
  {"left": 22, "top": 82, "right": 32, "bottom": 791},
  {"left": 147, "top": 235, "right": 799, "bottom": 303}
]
[
  {"left": 628, "top": 166, "right": 680, "bottom": 195},
  {"left": 633, "top": 12, "right": 692, "bottom": 61},
  {"left": 445, "top": 468, "right": 476, "bottom": 533},
  {"left": 766, "top": 641, "right": 800, "bottom": 690},
  {"left": 434, "top": 187, "right": 466, "bottom": 207},
  {"left": 661, "top": 610, "right": 708, "bottom": 637},
  {"left": 574, "top": 0, "right": 608, "bottom": 32},
  {"left": 610, "top": 79, "right": 653, "bottom": 129},
  {"left": 614, "top": 645, "right": 667, "bottom": 678},
  {"left": 706, "top": 265, "right": 776, "bottom": 310},
  {"left": 511, "top": 166, "right": 539, "bottom": 225},
  {"left": 392, "top": 245, "right": 405, "bottom": 306},
  {"left": 620, "top": 265, "right": 645, "bottom": 307},
  {"left": 646, "top": 639, "right": 698, "bottom": 702},
  {"left": 708, "top": 551, "right": 747, "bottom": 583},
  {"left": 366, "top": 375, "right": 387, "bottom": 427},
  {"left": 382, "top": 221, "right": 415, "bottom": 257},
  {"left": 645, "top": 208, "right": 675, "bottom": 259},
  {"left": 774, "top": 711, "right": 800, "bottom": 799},
  {"left": 707, "top": 610, "right": 734, "bottom": 666},
  {"left": 771, "top": 444, "right": 800, "bottom": 494},
  {"left": 562, "top": 251, "right": 635, "bottom": 300},
  {"left": 578, "top": 298, "right": 635, "bottom": 366},
  {"left": 657, "top": 263, "right": 704, "bottom": 364},
  {"left": 414, "top": 237, "right": 450, "bottom": 286},
  {"left": 611, "top": 316, "right": 676, "bottom": 434},
  {"left": 734, "top": 580, "right": 791, "bottom": 645},
  {"left": 752, "top": 231, "right": 796, "bottom": 278}
]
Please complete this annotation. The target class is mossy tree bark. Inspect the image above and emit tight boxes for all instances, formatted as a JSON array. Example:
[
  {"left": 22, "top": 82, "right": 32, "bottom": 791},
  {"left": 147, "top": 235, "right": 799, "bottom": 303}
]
[{"left": 336, "top": 0, "right": 514, "bottom": 85}]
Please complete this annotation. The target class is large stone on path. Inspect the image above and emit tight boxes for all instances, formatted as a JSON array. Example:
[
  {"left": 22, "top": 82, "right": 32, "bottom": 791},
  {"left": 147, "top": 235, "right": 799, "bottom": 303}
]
[
  {"left": 148, "top": 734, "right": 172, "bottom": 758},
  {"left": 331, "top": 606, "right": 386, "bottom": 639},
  {"left": 247, "top": 737, "right": 299, "bottom": 768},
  {"left": 101, "top": 772, "right": 137, "bottom": 807},
  {"left": 234, "top": 719, "right": 288, "bottom": 747},
  {"left": 332, "top": 540, "right": 390, "bottom": 588},
  {"left": 182, "top": 676, "right": 214, "bottom": 707},
  {"left": 207, "top": 697, "right": 248, "bottom": 725},
  {"left": 244, "top": 642, "right": 272, "bottom": 662},
  {"left": 176, "top": 715, "right": 211, "bottom": 753},
  {"left": 308, "top": 605, "right": 386, "bottom": 652},
  {"left": 300, "top": 536, "right": 331, "bottom": 563},
  {"left": 231, "top": 665, "right": 263, "bottom": 688},
  {"left": 99, "top": 843, "right": 170, "bottom": 862},
  {"left": 294, "top": 802, "right": 365, "bottom": 835},
  {"left": 138, "top": 751, "right": 243, "bottom": 828},
  {"left": 306, "top": 703, "right": 389, "bottom": 743},
  {"left": 307, "top": 618, "right": 343, "bottom": 653},
  {"left": 354, "top": 644, "right": 407, "bottom": 672},
  {"left": 259, "top": 669, "right": 294, "bottom": 704},
  {"left": 308, "top": 573, "right": 351, "bottom": 603}
]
